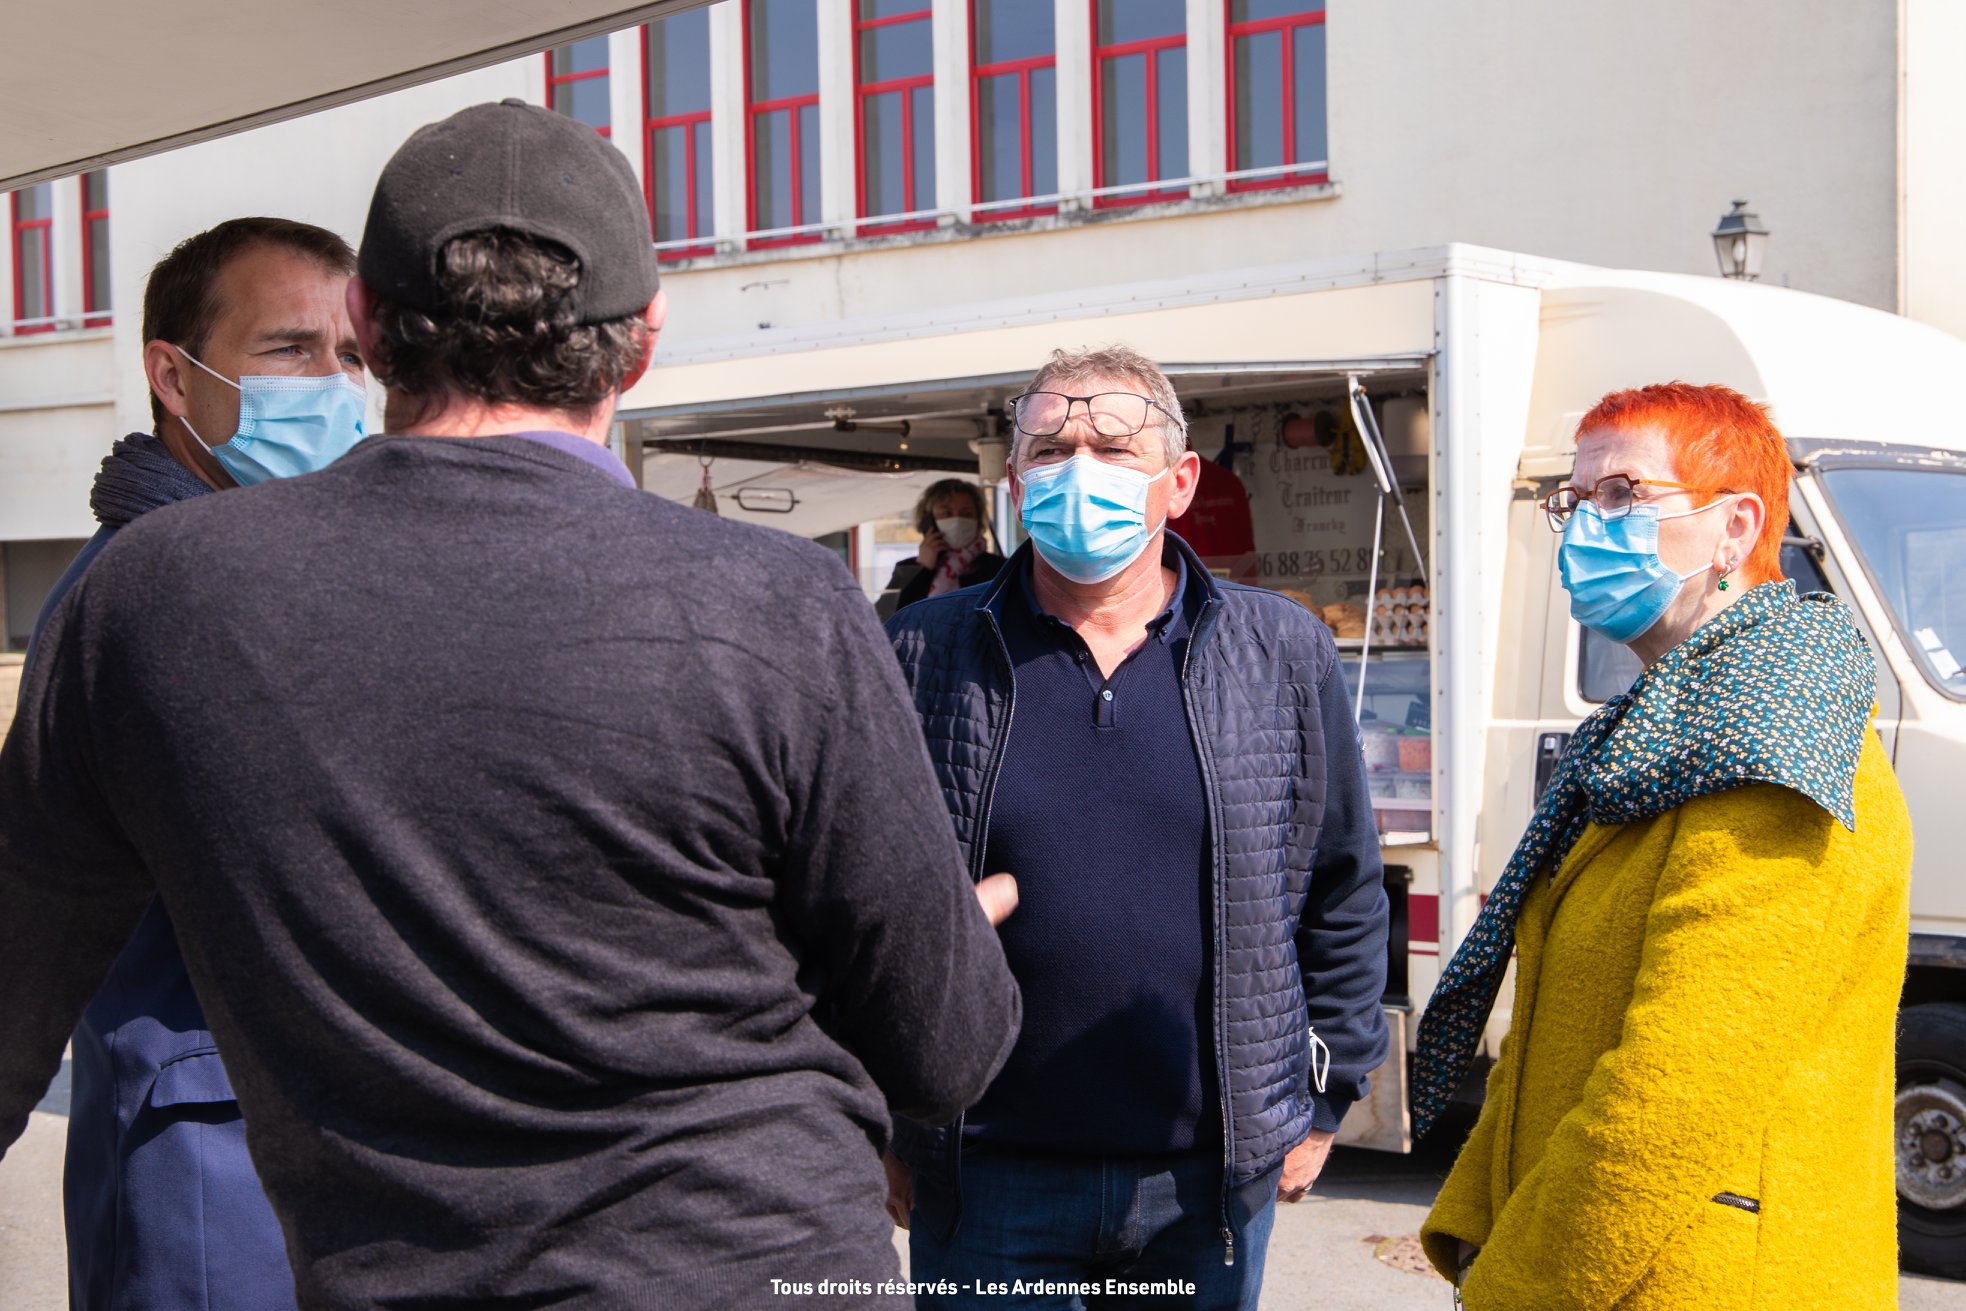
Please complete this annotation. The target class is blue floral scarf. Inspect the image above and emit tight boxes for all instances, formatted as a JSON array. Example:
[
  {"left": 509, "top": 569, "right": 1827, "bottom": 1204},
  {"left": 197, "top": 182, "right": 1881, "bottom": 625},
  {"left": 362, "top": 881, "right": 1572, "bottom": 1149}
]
[{"left": 1411, "top": 581, "right": 1875, "bottom": 1138}]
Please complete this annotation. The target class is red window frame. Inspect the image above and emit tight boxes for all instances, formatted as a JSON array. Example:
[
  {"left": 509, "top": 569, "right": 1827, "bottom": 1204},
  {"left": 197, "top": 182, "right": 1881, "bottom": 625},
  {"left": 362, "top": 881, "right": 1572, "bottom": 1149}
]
[
  {"left": 1223, "top": 2, "right": 1328, "bottom": 193},
  {"left": 10, "top": 187, "right": 54, "bottom": 335},
  {"left": 80, "top": 172, "right": 110, "bottom": 328},
  {"left": 743, "top": 0, "right": 823, "bottom": 249},
  {"left": 968, "top": 0, "right": 1057, "bottom": 222},
  {"left": 544, "top": 44, "right": 612, "bottom": 137},
  {"left": 643, "top": 19, "right": 716, "bottom": 260},
  {"left": 852, "top": 4, "right": 936, "bottom": 236},
  {"left": 1088, "top": 2, "right": 1188, "bottom": 208}
]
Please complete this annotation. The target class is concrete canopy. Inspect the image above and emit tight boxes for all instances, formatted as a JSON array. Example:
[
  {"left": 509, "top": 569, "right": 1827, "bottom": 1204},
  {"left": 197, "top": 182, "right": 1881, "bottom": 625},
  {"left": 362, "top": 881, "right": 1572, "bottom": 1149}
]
[{"left": 1, "top": 0, "right": 702, "bottom": 191}]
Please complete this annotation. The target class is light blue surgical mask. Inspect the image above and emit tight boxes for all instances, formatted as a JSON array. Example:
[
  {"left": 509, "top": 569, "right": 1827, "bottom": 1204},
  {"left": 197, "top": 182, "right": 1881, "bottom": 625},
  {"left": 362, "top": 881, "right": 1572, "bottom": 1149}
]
[
  {"left": 1559, "top": 498, "right": 1727, "bottom": 643},
  {"left": 1018, "top": 454, "right": 1169, "bottom": 584},
  {"left": 175, "top": 346, "right": 367, "bottom": 486}
]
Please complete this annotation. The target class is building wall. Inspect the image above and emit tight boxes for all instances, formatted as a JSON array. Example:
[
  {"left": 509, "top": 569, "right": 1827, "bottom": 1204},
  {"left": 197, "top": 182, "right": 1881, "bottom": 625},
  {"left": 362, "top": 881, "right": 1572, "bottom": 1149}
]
[
  {"left": 1901, "top": 0, "right": 1966, "bottom": 340},
  {"left": 645, "top": 0, "right": 1904, "bottom": 345},
  {"left": 0, "top": 330, "right": 117, "bottom": 542},
  {"left": 0, "top": 0, "right": 1935, "bottom": 562}
]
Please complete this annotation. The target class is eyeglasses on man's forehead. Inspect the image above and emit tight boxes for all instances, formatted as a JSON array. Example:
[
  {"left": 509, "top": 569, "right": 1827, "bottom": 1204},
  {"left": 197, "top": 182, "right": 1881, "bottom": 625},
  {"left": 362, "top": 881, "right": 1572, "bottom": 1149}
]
[{"left": 1009, "top": 391, "right": 1178, "bottom": 440}]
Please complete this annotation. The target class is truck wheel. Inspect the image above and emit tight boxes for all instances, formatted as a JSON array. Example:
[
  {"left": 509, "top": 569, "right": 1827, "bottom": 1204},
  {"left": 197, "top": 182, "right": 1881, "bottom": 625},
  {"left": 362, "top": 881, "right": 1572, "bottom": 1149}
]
[{"left": 1898, "top": 1003, "right": 1966, "bottom": 1277}]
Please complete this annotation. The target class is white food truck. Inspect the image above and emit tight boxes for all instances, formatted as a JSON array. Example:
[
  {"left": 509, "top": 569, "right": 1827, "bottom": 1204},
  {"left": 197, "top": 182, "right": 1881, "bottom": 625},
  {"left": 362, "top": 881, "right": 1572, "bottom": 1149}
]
[{"left": 622, "top": 243, "right": 1966, "bottom": 1275}]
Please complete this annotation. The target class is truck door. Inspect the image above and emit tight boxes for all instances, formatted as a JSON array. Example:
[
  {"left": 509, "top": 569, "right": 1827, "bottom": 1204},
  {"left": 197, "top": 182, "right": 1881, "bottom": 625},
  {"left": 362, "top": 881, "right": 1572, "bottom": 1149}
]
[{"left": 1793, "top": 457, "right": 1966, "bottom": 1277}]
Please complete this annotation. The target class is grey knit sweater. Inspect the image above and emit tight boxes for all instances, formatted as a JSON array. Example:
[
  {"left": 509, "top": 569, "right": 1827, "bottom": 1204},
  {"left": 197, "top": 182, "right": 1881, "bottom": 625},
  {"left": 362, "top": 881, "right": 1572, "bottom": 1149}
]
[{"left": 0, "top": 433, "right": 1019, "bottom": 1310}]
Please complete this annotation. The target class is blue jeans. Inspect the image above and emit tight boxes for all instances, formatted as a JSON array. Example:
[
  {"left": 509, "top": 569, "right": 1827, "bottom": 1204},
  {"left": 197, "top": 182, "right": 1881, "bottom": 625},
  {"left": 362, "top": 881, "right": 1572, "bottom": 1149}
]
[{"left": 908, "top": 1145, "right": 1279, "bottom": 1310}]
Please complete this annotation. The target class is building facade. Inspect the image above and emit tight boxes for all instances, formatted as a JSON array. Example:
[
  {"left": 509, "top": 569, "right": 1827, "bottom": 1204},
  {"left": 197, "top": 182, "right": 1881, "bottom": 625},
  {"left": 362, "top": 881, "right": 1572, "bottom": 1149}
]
[{"left": 1, "top": 0, "right": 1962, "bottom": 644}]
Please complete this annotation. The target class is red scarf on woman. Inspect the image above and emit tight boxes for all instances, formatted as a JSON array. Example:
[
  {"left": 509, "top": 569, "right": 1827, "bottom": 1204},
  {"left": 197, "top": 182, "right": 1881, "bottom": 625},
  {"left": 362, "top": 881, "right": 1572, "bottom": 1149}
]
[{"left": 930, "top": 535, "right": 987, "bottom": 597}]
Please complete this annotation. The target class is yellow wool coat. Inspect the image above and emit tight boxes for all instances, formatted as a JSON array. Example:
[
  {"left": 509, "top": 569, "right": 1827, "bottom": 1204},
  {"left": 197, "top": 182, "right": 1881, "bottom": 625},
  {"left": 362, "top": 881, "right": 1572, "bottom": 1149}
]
[{"left": 1421, "top": 733, "right": 1912, "bottom": 1309}]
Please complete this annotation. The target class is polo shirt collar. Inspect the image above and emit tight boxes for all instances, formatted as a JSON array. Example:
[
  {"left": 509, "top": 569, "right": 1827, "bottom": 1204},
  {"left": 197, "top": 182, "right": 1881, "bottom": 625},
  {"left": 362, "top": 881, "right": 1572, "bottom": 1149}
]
[{"left": 1014, "top": 537, "right": 1194, "bottom": 645}]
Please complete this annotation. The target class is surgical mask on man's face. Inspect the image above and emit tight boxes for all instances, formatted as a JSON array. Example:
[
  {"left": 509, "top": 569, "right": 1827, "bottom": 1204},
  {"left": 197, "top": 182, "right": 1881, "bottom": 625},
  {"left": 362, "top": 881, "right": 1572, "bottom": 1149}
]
[
  {"left": 174, "top": 346, "right": 367, "bottom": 486},
  {"left": 1018, "top": 454, "right": 1169, "bottom": 584},
  {"left": 1558, "top": 498, "right": 1727, "bottom": 644},
  {"left": 935, "top": 516, "right": 981, "bottom": 551}
]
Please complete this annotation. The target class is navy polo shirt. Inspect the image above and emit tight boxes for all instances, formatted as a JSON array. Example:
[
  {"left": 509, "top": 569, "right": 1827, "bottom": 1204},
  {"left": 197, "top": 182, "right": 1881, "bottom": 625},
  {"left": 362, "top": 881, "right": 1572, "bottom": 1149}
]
[{"left": 966, "top": 549, "right": 1215, "bottom": 1157}]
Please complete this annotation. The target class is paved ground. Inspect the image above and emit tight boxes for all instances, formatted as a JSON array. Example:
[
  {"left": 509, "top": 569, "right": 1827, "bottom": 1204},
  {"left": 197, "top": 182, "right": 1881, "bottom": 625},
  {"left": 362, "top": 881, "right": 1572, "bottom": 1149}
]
[{"left": 5, "top": 1067, "right": 1962, "bottom": 1309}]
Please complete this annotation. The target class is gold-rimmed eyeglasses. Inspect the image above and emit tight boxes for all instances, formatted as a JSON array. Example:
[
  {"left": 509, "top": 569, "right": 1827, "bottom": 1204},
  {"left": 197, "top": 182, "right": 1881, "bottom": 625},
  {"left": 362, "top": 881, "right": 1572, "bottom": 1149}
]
[{"left": 1541, "top": 474, "right": 1726, "bottom": 531}]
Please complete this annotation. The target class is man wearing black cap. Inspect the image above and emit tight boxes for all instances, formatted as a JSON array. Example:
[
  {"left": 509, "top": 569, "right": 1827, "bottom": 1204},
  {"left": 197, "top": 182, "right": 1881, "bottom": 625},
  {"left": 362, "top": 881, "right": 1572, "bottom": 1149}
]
[{"left": 0, "top": 100, "right": 1019, "bottom": 1309}]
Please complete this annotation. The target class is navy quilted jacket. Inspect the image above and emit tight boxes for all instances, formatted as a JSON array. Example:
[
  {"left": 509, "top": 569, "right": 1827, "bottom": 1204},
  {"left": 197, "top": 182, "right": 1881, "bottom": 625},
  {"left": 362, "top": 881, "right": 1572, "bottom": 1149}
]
[{"left": 886, "top": 537, "right": 1390, "bottom": 1189}]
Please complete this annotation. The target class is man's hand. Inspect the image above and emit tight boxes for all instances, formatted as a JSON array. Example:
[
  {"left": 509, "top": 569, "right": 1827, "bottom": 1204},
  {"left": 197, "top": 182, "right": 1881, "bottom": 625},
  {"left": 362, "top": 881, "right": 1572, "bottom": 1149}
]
[
  {"left": 974, "top": 873, "right": 1018, "bottom": 927},
  {"left": 882, "top": 1150, "right": 913, "bottom": 1229},
  {"left": 916, "top": 530, "right": 947, "bottom": 569},
  {"left": 1277, "top": 1129, "right": 1335, "bottom": 1202}
]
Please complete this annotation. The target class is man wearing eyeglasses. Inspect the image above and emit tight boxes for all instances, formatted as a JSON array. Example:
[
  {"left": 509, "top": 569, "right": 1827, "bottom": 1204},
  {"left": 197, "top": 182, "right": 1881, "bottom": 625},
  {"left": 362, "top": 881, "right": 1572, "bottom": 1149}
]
[{"left": 883, "top": 345, "right": 1390, "bottom": 1309}]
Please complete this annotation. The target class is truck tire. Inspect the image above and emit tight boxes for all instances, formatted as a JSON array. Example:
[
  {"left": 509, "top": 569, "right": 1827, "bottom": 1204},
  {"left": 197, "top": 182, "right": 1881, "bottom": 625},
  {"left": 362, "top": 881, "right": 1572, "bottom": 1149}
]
[{"left": 1898, "top": 1002, "right": 1966, "bottom": 1278}]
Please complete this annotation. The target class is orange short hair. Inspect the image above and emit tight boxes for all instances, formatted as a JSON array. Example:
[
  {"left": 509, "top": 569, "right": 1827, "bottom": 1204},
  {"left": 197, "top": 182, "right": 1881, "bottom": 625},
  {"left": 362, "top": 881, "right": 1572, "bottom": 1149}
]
[{"left": 1573, "top": 382, "right": 1791, "bottom": 586}]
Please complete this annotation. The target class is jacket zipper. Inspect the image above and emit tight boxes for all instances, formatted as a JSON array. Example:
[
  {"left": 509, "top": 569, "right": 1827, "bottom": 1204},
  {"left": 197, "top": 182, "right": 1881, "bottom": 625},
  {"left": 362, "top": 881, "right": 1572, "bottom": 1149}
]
[
  {"left": 919, "top": 597, "right": 1020, "bottom": 1233},
  {"left": 938, "top": 601, "right": 1018, "bottom": 1204},
  {"left": 1179, "top": 592, "right": 1235, "bottom": 1266},
  {"left": 973, "top": 605, "right": 1018, "bottom": 884}
]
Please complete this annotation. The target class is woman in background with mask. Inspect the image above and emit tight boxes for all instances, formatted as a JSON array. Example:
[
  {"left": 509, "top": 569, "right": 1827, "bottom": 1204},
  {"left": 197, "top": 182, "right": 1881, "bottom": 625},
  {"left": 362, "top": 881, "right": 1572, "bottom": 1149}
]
[
  {"left": 887, "top": 478, "right": 1004, "bottom": 611},
  {"left": 1414, "top": 383, "right": 1911, "bottom": 1309}
]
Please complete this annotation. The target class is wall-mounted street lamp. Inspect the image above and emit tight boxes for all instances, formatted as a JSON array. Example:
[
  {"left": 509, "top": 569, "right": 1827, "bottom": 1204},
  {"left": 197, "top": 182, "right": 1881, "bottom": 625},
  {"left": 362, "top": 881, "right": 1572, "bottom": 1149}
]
[{"left": 1711, "top": 199, "right": 1770, "bottom": 280}]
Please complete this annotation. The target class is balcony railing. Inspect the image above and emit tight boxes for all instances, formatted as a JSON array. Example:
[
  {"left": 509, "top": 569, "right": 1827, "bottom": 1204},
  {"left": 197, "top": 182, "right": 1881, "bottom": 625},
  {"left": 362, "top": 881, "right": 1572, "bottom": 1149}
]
[
  {"left": 4, "top": 310, "right": 111, "bottom": 338},
  {"left": 649, "top": 158, "right": 1332, "bottom": 259}
]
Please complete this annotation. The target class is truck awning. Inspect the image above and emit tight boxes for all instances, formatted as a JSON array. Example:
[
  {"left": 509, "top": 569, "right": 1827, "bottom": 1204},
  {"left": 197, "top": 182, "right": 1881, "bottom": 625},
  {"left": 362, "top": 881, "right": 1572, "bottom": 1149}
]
[
  {"left": 620, "top": 255, "right": 1444, "bottom": 538},
  {"left": 2, "top": 0, "right": 699, "bottom": 191}
]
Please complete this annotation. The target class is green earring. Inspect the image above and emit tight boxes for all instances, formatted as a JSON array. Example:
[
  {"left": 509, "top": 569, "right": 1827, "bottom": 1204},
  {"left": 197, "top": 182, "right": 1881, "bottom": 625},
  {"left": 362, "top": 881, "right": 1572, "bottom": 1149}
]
[{"left": 1718, "top": 578, "right": 1729, "bottom": 591}]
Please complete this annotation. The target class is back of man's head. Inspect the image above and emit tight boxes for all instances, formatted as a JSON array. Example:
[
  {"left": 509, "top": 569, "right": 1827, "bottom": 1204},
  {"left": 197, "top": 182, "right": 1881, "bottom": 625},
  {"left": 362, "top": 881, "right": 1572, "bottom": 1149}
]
[
  {"left": 357, "top": 100, "right": 662, "bottom": 429},
  {"left": 141, "top": 217, "right": 355, "bottom": 432}
]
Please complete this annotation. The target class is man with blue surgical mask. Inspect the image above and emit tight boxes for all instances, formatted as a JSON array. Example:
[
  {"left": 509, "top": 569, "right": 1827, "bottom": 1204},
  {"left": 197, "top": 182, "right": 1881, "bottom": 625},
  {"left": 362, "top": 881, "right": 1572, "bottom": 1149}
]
[
  {"left": 142, "top": 224, "right": 367, "bottom": 492},
  {"left": 884, "top": 345, "right": 1391, "bottom": 1310},
  {"left": 25, "top": 216, "right": 363, "bottom": 1311}
]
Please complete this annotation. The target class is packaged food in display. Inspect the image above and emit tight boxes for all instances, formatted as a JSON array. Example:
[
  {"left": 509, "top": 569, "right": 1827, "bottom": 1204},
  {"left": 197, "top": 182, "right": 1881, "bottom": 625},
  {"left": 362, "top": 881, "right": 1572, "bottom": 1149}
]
[
  {"left": 1360, "top": 721, "right": 1402, "bottom": 771},
  {"left": 1320, "top": 602, "right": 1367, "bottom": 638},
  {"left": 1274, "top": 587, "right": 1320, "bottom": 613},
  {"left": 1393, "top": 772, "right": 1431, "bottom": 799}
]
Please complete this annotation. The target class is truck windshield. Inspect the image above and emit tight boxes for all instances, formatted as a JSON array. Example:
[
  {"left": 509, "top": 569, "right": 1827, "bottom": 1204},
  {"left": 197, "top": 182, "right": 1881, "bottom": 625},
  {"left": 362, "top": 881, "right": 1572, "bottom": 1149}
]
[{"left": 1821, "top": 465, "right": 1966, "bottom": 698}]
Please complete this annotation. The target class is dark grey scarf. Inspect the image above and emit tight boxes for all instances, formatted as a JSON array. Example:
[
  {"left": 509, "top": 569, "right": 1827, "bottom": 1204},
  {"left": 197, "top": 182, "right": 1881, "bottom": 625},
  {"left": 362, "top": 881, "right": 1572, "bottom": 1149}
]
[{"left": 88, "top": 431, "right": 213, "bottom": 527}]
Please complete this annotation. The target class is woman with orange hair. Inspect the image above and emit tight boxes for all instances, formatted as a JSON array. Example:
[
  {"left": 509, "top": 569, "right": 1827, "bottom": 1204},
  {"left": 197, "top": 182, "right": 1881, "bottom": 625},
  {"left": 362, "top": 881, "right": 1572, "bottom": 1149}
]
[{"left": 1414, "top": 382, "right": 1913, "bottom": 1308}]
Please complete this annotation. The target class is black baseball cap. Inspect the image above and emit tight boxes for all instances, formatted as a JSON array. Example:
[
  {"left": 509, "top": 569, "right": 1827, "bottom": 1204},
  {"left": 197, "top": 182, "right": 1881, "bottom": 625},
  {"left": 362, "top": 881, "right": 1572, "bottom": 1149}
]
[{"left": 358, "top": 99, "right": 660, "bottom": 325}]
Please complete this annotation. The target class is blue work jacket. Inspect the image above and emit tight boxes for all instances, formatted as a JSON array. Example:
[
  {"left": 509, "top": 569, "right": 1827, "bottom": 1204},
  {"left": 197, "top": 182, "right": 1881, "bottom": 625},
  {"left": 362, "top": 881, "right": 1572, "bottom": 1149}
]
[{"left": 32, "top": 524, "right": 297, "bottom": 1311}]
